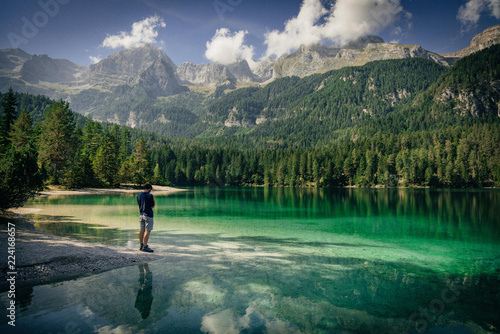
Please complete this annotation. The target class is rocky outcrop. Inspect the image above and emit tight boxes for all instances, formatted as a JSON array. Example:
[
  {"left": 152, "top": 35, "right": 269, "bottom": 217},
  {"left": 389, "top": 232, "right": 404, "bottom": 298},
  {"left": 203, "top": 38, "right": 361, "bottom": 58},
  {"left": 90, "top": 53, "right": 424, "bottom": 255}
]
[
  {"left": 87, "top": 44, "right": 179, "bottom": 85},
  {"left": 442, "top": 24, "right": 500, "bottom": 59},
  {"left": 226, "top": 60, "right": 255, "bottom": 82},
  {"left": 252, "top": 58, "right": 275, "bottom": 82},
  {"left": 177, "top": 62, "right": 236, "bottom": 86},
  {"left": 176, "top": 59, "right": 257, "bottom": 86},
  {"left": 436, "top": 82, "right": 500, "bottom": 117},
  {"left": 133, "top": 59, "right": 188, "bottom": 98},
  {"left": 0, "top": 48, "right": 32, "bottom": 76},
  {"left": 273, "top": 36, "right": 450, "bottom": 78}
]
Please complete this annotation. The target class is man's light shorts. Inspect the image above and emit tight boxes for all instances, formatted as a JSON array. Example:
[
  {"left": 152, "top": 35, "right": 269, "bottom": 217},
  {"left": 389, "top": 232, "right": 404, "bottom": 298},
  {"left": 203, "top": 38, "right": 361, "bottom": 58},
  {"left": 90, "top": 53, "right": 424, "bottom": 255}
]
[{"left": 140, "top": 215, "right": 154, "bottom": 231}]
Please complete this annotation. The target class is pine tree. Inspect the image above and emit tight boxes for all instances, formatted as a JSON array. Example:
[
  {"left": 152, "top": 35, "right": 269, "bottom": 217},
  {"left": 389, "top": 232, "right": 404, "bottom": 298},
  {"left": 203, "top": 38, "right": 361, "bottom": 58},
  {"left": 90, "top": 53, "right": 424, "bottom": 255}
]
[
  {"left": 9, "top": 109, "right": 34, "bottom": 148},
  {"left": 0, "top": 87, "right": 18, "bottom": 149},
  {"left": 38, "top": 100, "right": 76, "bottom": 184},
  {"left": 132, "top": 137, "right": 152, "bottom": 185},
  {"left": 0, "top": 108, "right": 44, "bottom": 210},
  {"left": 93, "top": 132, "right": 120, "bottom": 186}
]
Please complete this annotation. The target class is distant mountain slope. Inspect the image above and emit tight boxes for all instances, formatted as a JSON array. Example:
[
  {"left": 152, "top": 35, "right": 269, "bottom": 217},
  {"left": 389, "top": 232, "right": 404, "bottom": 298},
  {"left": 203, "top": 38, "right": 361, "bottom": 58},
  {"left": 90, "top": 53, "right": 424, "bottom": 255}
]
[
  {"left": 20, "top": 54, "right": 86, "bottom": 84},
  {"left": 271, "top": 36, "right": 450, "bottom": 79},
  {"left": 0, "top": 48, "right": 32, "bottom": 75},
  {"left": 404, "top": 43, "right": 500, "bottom": 129},
  {"left": 204, "top": 57, "right": 448, "bottom": 146},
  {"left": 177, "top": 62, "right": 236, "bottom": 86},
  {"left": 441, "top": 24, "right": 500, "bottom": 59}
]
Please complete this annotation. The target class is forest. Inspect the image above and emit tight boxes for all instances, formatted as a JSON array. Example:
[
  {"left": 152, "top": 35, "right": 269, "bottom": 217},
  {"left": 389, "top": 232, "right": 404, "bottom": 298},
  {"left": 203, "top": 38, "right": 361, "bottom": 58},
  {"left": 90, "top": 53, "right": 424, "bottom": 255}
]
[{"left": 1, "top": 45, "right": 499, "bottom": 209}]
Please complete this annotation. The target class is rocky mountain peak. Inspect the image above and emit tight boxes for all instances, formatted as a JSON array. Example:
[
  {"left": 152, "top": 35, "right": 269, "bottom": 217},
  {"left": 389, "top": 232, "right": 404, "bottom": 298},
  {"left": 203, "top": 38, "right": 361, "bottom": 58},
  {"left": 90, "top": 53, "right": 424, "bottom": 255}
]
[
  {"left": 344, "top": 35, "right": 385, "bottom": 49},
  {"left": 0, "top": 48, "right": 32, "bottom": 74},
  {"left": 470, "top": 24, "right": 500, "bottom": 50},
  {"left": 226, "top": 60, "right": 256, "bottom": 82},
  {"left": 134, "top": 58, "right": 187, "bottom": 97},
  {"left": 177, "top": 62, "right": 236, "bottom": 86},
  {"left": 272, "top": 35, "right": 449, "bottom": 78},
  {"left": 441, "top": 24, "right": 500, "bottom": 59},
  {"left": 89, "top": 43, "right": 177, "bottom": 78}
]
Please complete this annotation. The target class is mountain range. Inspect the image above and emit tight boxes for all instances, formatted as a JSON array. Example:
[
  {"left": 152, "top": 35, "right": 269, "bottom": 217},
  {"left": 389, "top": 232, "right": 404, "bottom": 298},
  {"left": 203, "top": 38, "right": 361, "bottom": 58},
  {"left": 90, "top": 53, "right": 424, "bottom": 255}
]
[{"left": 0, "top": 24, "right": 499, "bottom": 136}]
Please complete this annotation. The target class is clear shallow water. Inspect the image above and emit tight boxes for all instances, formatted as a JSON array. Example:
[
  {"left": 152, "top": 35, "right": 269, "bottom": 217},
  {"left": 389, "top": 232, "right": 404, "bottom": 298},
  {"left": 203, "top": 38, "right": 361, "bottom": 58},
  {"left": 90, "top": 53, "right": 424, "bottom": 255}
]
[{"left": 1, "top": 188, "right": 499, "bottom": 333}]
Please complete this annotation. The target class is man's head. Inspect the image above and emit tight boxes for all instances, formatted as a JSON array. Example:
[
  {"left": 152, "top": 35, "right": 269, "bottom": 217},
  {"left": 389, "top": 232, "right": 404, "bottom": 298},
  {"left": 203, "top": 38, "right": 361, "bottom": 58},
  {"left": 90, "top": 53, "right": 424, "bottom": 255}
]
[{"left": 143, "top": 183, "right": 153, "bottom": 192}]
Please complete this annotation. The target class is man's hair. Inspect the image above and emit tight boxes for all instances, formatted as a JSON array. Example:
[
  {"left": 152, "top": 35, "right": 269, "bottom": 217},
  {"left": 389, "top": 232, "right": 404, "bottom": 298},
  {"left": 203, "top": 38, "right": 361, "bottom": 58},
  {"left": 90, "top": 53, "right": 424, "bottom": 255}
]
[{"left": 143, "top": 183, "right": 153, "bottom": 190}]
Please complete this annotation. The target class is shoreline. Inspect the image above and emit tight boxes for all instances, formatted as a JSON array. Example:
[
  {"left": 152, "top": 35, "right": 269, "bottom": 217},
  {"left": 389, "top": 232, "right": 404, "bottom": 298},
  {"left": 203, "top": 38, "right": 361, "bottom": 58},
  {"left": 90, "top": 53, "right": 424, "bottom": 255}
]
[
  {"left": 37, "top": 184, "right": 187, "bottom": 197},
  {"left": 0, "top": 185, "right": 185, "bottom": 292}
]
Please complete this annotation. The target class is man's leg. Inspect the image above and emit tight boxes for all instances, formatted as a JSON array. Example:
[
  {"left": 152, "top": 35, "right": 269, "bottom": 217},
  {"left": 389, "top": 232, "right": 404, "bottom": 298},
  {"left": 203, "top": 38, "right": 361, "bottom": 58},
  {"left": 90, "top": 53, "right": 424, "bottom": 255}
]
[
  {"left": 141, "top": 216, "right": 154, "bottom": 252},
  {"left": 139, "top": 229, "right": 145, "bottom": 244},
  {"left": 143, "top": 230, "right": 151, "bottom": 245}
]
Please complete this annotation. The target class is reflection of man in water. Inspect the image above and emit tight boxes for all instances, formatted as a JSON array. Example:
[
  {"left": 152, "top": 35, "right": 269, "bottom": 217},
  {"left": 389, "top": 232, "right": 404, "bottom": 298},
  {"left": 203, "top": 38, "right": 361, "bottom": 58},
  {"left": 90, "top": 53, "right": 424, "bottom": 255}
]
[{"left": 135, "top": 263, "right": 153, "bottom": 319}]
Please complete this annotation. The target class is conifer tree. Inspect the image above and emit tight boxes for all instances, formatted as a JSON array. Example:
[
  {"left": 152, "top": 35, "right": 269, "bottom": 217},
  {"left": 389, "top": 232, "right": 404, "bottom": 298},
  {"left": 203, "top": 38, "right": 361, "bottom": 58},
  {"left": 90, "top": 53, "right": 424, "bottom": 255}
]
[
  {"left": 0, "top": 107, "right": 44, "bottom": 210},
  {"left": 132, "top": 137, "right": 152, "bottom": 185},
  {"left": 93, "top": 132, "right": 120, "bottom": 186},
  {"left": 0, "top": 88, "right": 18, "bottom": 148},
  {"left": 38, "top": 100, "right": 76, "bottom": 184}
]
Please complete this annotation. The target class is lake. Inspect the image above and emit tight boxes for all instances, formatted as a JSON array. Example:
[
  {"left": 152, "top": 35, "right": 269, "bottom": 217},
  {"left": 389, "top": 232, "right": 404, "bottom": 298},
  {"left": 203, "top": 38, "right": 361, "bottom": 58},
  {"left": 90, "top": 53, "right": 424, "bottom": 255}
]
[{"left": 1, "top": 187, "right": 499, "bottom": 334}]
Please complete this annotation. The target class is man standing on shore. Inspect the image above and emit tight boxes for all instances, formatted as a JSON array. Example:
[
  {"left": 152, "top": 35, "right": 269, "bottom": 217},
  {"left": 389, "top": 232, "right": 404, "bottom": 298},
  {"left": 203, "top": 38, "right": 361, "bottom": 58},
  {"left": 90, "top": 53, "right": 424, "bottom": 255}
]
[{"left": 137, "top": 183, "right": 155, "bottom": 252}]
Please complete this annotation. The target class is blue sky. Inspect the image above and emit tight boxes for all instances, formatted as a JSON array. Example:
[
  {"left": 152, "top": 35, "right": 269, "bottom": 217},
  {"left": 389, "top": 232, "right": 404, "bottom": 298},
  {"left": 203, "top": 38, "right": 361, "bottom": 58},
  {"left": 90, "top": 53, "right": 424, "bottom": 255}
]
[{"left": 1, "top": 0, "right": 499, "bottom": 67}]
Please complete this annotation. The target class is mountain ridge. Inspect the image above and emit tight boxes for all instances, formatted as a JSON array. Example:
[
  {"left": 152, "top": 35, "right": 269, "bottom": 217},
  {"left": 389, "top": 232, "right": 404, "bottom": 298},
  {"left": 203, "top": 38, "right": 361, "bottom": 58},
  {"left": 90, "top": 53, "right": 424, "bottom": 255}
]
[
  {"left": 0, "top": 25, "right": 499, "bottom": 131},
  {"left": 441, "top": 24, "right": 500, "bottom": 59}
]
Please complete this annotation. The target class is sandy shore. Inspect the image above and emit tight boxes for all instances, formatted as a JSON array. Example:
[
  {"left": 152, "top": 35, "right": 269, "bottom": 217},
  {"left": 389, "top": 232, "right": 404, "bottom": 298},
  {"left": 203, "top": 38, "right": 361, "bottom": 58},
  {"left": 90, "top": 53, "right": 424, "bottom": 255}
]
[
  {"left": 0, "top": 185, "right": 185, "bottom": 292},
  {"left": 37, "top": 184, "right": 186, "bottom": 197}
]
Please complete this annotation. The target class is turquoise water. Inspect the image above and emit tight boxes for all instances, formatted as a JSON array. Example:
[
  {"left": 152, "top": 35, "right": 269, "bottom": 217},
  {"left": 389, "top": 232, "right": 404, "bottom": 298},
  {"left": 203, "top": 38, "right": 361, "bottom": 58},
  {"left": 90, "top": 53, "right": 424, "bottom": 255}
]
[{"left": 1, "top": 188, "right": 499, "bottom": 333}]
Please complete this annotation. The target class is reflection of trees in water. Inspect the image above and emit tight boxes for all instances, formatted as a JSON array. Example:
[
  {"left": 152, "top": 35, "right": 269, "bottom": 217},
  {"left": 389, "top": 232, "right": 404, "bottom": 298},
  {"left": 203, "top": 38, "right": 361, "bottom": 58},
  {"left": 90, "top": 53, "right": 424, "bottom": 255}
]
[{"left": 172, "top": 188, "right": 500, "bottom": 242}]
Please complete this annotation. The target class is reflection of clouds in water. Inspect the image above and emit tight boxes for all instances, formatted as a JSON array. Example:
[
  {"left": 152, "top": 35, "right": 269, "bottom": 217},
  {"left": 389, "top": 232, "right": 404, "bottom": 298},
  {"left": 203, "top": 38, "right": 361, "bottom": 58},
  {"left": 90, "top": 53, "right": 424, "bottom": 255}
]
[
  {"left": 95, "top": 324, "right": 136, "bottom": 334},
  {"left": 201, "top": 309, "right": 238, "bottom": 334},
  {"left": 172, "top": 278, "right": 226, "bottom": 308},
  {"left": 201, "top": 307, "right": 300, "bottom": 334}
]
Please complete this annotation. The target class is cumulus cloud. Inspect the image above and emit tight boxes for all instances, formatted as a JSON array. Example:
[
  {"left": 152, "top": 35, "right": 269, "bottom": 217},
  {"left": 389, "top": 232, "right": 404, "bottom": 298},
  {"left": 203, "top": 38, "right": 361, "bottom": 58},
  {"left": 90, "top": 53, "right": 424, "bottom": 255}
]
[
  {"left": 205, "top": 28, "right": 255, "bottom": 66},
  {"left": 102, "top": 15, "right": 166, "bottom": 49},
  {"left": 458, "top": 0, "right": 500, "bottom": 27},
  {"left": 322, "top": 0, "right": 405, "bottom": 45},
  {"left": 89, "top": 55, "right": 102, "bottom": 64},
  {"left": 264, "top": 0, "right": 328, "bottom": 58},
  {"left": 264, "top": 0, "right": 406, "bottom": 58}
]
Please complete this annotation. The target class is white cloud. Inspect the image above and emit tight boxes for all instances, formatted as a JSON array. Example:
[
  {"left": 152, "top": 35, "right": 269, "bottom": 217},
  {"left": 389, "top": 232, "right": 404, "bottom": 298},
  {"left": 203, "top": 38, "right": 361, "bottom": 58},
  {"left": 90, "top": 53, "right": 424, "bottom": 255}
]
[
  {"left": 102, "top": 15, "right": 166, "bottom": 49},
  {"left": 205, "top": 28, "right": 255, "bottom": 67},
  {"left": 264, "top": 0, "right": 327, "bottom": 58},
  {"left": 458, "top": 0, "right": 500, "bottom": 27},
  {"left": 89, "top": 55, "right": 102, "bottom": 64},
  {"left": 322, "top": 0, "right": 404, "bottom": 45},
  {"left": 263, "top": 0, "right": 406, "bottom": 58}
]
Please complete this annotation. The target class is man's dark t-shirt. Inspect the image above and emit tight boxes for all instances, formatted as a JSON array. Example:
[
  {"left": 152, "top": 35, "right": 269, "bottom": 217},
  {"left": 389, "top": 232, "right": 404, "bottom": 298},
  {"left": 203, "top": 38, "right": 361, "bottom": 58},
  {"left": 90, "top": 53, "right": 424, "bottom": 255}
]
[{"left": 137, "top": 192, "right": 155, "bottom": 217}]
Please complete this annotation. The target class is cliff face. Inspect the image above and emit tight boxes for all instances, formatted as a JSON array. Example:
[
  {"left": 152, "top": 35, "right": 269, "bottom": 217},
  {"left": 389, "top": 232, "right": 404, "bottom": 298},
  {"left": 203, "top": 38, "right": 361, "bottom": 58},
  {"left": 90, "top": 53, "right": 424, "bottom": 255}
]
[
  {"left": 133, "top": 59, "right": 188, "bottom": 98},
  {"left": 272, "top": 37, "right": 450, "bottom": 78},
  {"left": 442, "top": 24, "right": 500, "bottom": 59},
  {"left": 176, "top": 59, "right": 256, "bottom": 86},
  {"left": 176, "top": 62, "right": 236, "bottom": 86},
  {"left": 87, "top": 44, "right": 180, "bottom": 85},
  {"left": 0, "top": 48, "right": 32, "bottom": 75}
]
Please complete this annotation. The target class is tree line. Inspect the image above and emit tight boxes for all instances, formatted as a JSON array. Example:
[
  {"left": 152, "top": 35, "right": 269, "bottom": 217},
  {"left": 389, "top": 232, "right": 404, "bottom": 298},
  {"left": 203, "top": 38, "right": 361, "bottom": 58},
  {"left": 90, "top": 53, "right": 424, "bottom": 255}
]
[{"left": 149, "top": 124, "right": 500, "bottom": 188}]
